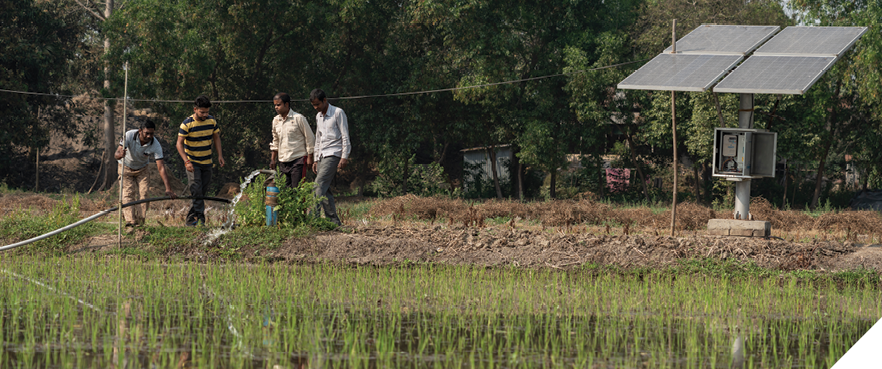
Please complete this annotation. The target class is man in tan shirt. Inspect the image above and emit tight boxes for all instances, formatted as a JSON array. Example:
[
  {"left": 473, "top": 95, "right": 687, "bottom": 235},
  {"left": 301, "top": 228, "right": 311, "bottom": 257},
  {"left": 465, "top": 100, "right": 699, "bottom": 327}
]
[{"left": 270, "top": 92, "right": 315, "bottom": 188}]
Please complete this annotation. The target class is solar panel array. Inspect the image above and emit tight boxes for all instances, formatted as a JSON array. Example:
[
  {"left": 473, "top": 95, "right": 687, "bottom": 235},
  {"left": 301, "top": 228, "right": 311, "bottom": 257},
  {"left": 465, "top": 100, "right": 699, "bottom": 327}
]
[
  {"left": 618, "top": 25, "right": 778, "bottom": 92},
  {"left": 661, "top": 25, "right": 779, "bottom": 55},
  {"left": 618, "top": 25, "right": 867, "bottom": 95},
  {"left": 714, "top": 27, "right": 866, "bottom": 94},
  {"left": 753, "top": 26, "right": 866, "bottom": 56},
  {"left": 617, "top": 54, "right": 742, "bottom": 92},
  {"left": 713, "top": 56, "right": 835, "bottom": 94}
]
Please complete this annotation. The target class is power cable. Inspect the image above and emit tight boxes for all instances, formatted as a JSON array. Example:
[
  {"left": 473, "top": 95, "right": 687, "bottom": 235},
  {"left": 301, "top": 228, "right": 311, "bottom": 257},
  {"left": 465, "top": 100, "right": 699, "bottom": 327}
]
[{"left": 0, "top": 58, "right": 649, "bottom": 104}]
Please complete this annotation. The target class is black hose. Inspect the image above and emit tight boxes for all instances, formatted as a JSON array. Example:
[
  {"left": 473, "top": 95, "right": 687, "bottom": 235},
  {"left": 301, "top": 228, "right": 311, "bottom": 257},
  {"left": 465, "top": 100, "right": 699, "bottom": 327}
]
[{"left": 0, "top": 196, "right": 232, "bottom": 251}]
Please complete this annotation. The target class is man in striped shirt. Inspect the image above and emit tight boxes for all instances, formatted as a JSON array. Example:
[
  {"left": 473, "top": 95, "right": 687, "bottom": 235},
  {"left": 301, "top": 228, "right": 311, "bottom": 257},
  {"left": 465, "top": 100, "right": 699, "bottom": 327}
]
[{"left": 176, "top": 95, "right": 225, "bottom": 226}]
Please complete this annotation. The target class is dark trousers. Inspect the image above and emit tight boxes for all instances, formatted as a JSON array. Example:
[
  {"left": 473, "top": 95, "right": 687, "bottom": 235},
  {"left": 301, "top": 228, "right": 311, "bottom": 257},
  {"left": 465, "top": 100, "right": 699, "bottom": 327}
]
[
  {"left": 278, "top": 156, "right": 307, "bottom": 188},
  {"left": 186, "top": 164, "right": 212, "bottom": 226}
]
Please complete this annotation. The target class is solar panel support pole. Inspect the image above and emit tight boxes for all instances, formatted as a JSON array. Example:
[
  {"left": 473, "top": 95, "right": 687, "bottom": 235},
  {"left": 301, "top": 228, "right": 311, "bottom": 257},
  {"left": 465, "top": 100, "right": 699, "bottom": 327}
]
[{"left": 734, "top": 93, "right": 753, "bottom": 220}]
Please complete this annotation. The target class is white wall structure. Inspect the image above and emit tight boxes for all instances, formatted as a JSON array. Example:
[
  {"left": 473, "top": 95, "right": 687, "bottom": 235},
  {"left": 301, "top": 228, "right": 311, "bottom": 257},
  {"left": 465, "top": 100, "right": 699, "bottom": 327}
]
[{"left": 461, "top": 145, "right": 512, "bottom": 192}]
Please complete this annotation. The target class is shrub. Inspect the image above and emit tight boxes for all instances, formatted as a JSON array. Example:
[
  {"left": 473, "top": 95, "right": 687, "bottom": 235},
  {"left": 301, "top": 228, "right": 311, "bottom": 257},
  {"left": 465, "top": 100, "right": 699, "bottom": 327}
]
[
  {"left": 233, "top": 174, "right": 335, "bottom": 229},
  {"left": 372, "top": 154, "right": 456, "bottom": 198}
]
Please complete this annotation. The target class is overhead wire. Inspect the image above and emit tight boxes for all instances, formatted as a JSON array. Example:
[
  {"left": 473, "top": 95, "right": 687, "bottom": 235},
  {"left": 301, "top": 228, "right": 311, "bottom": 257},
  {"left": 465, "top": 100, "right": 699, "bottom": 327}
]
[{"left": 0, "top": 58, "right": 650, "bottom": 104}]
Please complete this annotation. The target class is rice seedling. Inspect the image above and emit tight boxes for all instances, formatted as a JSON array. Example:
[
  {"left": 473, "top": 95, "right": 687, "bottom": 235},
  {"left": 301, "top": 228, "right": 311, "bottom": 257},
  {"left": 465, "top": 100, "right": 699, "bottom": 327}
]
[{"left": 0, "top": 254, "right": 878, "bottom": 368}]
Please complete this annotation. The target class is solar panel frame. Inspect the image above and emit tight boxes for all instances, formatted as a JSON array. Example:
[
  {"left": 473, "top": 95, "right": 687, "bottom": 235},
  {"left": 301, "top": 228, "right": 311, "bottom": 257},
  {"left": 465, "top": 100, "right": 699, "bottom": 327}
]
[
  {"left": 713, "top": 55, "right": 836, "bottom": 94},
  {"left": 753, "top": 26, "right": 867, "bottom": 57},
  {"left": 662, "top": 25, "right": 780, "bottom": 55},
  {"left": 618, "top": 54, "right": 743, "bottom": 92}
]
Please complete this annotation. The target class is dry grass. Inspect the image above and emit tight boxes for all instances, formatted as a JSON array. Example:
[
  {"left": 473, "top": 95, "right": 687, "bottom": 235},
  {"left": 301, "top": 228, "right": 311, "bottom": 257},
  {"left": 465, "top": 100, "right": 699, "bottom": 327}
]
[{"left": 366, "top": 195, "right": 882, "bottom": 235}]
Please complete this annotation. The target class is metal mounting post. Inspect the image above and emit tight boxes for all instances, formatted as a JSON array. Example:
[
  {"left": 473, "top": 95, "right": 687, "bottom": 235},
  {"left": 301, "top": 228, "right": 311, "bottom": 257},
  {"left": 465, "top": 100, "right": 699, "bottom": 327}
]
[{"left": 734, "top": 93, "right": 753, "bottom": 219}]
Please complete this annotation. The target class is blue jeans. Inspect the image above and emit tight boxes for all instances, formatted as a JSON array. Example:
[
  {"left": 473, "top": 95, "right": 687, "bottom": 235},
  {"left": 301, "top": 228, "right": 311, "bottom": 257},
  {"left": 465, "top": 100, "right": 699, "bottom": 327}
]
[
  {"left": 314, "top": 156, "right": 341, "bottom": 225},
  {"left": 186, "top": 164, "right": 212, "bottom": 226}
]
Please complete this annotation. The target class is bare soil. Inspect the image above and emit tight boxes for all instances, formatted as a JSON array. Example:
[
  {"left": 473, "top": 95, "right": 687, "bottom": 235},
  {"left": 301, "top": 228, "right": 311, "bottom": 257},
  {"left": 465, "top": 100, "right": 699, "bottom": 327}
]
[
  {"left": 245, "top": 224, "right": 881, "bottom": 272},
  {"left": 3, "top": 193, "right": 882, "bottom": 272}
]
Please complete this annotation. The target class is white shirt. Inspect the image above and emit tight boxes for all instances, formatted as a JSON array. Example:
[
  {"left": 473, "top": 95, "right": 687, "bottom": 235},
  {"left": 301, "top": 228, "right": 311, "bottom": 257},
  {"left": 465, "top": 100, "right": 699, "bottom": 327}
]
[
  {"left": 270, "top": 109, "right": 315, "bottom": 162},
  {"left": 314, "top": 104, "right": 351, "bottom": 161},
  {"left": 117, "top": 129, "right": 163, "bottom": 170}
]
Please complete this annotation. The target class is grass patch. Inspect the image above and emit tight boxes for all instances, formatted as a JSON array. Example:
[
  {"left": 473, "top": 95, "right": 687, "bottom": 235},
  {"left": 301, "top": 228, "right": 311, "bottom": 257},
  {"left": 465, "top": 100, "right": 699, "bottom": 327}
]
[
  {"left": 0, "top": 196, "right": 101, "bottom": 253},
  {"left": 137, "top": 225, "right": 206, "bottom": 252}
]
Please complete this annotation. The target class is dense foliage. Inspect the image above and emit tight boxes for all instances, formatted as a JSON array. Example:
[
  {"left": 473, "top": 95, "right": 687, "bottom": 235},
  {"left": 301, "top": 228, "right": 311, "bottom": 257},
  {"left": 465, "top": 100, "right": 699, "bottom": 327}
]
[
  {"left": 3, "top": 0, "right": 882, "bottom": 209},
  {"left": 234, "top": 173, "right": 336, "bottom": 229}
]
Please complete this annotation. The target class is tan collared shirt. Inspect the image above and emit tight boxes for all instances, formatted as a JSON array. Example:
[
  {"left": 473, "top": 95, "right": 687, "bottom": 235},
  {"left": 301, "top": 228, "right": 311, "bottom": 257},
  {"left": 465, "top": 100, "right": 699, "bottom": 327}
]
[{"left": 270, "top": 109, "right": 315, "bottom": 162}]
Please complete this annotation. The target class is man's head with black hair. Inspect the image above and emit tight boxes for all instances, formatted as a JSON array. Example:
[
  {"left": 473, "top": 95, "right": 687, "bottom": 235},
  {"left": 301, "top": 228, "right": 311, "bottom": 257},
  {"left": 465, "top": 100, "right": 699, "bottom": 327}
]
[
  {"left": 309, "top": 89, "right": 329, "bottom": 114},
  {"left": 137, "top": 120, "right": 156, "bottom": 144},
  {"left": 193, "top": 95, "right": 212, "bottom": 121},
  {"left": 194, "top": 95, "right": 212, "bottom": 108},
  {"left": 273, "top": 93, "right": 291, "bottom": 117}
]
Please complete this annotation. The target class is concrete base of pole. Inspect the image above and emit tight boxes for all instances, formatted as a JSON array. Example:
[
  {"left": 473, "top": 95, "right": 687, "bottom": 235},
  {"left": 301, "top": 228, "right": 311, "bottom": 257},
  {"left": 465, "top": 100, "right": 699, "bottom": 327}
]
[{"left": 707, "top": 219, "right": 770, "bottom": 237}]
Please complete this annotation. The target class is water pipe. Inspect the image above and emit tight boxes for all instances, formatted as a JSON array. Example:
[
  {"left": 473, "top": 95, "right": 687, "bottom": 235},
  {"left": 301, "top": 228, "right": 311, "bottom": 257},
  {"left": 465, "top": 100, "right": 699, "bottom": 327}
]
[{"left": 0, "top": 196, "right": 231, "bottom": 252}]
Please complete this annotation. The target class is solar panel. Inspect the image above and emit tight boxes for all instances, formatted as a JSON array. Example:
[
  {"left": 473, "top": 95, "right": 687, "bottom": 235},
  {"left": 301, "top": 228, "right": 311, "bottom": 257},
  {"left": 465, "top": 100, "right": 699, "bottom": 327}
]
[
  {"left": 662, "top": 25, "right": 779, "bottom": 55},
  {"left": 754, "top": 26, "right": 867, "bottom": 56},
  {"left": 713, "top": 55, "right": 835, "bottom": 94},
  {"left": 618, "top": 54, "right": 742, "bottom": 92}
]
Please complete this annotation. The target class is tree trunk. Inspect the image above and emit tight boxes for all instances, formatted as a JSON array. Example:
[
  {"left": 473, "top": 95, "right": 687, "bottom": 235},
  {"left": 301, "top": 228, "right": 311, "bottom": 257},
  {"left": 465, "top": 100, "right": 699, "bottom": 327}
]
[
  {"left": 401, "top": 155, "right": 409, "bottom": 195},
  {"left": 517, "top": 161, "right": 523, "bottom": 200},
  {"left": 511, "top": 145, "right": 522, "bottom": 200},
  {"left": 810, "top": 138, "right": 834, "bottom": 210},
  {"left": 99, "top": 0, "right": 116, "bottom": 191},
  {"left": 781, "top": 159, "right": 788, "bottom": 208},
  {"left": 625, "top": 132, "right": 650, "bottom": 202},
  {"left": 862, "top": 167, "right": 869, "bottom": 191},
  {"left": 791, "top": 163, "right": 800, "bottom": 208},
  {"left": 549, "top": 170, "right": 557, "bottom": 199},
  {"left": 811, "top": 83, "right": 841, "bottom": 210},
  {"left": 486, "top": 145, "right": 502, "bottom": 199},
  {"left": 692, "top": 159, "right": 701, "bottom": 203}
]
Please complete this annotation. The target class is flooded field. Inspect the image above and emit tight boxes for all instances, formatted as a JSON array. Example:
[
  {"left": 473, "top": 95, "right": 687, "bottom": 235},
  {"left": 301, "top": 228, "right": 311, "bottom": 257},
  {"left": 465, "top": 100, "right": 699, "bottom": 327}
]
[{"left": 0, "top": 255, "right": 878, "bottom": 368}]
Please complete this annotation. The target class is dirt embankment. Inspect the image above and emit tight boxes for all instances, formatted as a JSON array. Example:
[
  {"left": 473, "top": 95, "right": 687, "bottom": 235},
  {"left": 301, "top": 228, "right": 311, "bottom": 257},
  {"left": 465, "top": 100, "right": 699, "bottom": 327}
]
[
  {"left": 241, "top": 225, "right": 879, "bottom": 273},
  {"left": 4, "top": 193, "right": 882, "bottom": 272}
]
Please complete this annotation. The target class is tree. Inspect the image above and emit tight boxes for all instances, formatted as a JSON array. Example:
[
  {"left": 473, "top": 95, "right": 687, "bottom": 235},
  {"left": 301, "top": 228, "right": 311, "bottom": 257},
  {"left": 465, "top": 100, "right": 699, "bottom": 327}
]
[
  {"left": 786, "top": 0, "right": 882, "bottom": 208},
  {"left": 0, "top": 0, "right": 81, "bottom": 185},
  {"left": 68, "top": 0, "right": 122, "bottom": 191}
]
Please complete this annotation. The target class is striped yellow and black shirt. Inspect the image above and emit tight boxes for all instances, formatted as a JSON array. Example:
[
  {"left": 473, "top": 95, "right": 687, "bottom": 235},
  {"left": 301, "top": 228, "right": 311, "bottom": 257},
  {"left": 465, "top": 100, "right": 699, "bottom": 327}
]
[{"left": 178, "top": 114, "right": 220, "bottom": 166}]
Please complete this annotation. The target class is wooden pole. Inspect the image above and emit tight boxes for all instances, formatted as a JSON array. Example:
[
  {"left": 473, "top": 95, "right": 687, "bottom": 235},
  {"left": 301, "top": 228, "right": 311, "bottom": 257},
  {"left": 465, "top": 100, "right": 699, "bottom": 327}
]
[
  {"left": 35, "top": 147, "right": 39, "bottom": 192},
  {"left": 670, "top": 19, "right": 678, "bottom": 237},
  {"left": 118, "top": 62, "right": 128, "bottom": 248}
]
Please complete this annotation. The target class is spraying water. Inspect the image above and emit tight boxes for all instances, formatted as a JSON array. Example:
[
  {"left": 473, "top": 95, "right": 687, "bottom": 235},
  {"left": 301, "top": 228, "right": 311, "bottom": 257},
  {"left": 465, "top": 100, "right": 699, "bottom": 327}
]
[
  {"left": 223, "top": 169, "right": 276, "bottom": 227},
  {"left": 204, "top": 170, "right": 276, "bottom": 246}
]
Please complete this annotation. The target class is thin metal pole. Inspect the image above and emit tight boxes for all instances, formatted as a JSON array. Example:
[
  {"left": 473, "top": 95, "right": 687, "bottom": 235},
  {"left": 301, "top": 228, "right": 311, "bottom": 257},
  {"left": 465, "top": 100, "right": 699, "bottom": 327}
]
[
  {"left": 118, "top": 62, "right": 128, "bottom": 248},
  {"left": 35, "top": 147, "right": 39, "bottom": 192},
  {"left": 670, "top": 19, "right": 678, "bottom": 236}
]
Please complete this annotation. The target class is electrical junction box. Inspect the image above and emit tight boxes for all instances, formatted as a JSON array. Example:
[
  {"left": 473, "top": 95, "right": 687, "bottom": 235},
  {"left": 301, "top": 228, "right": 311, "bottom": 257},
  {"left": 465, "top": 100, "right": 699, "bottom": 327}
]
[{"left": 712, "top": 128, "right": 777, "bottom": 180}]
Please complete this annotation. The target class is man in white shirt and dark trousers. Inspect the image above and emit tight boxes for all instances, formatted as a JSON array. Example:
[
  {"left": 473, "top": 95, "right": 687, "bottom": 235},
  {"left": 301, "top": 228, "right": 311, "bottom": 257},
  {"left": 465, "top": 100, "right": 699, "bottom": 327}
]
[
  {"left": 270, "top": 92, "right": 315, "bottom": 187},
  {"left": 309, "top": 88, "right": 350, "bottom": 226},
  {"left": 115, "top": 120, "right": 177, "bottom": 227}
]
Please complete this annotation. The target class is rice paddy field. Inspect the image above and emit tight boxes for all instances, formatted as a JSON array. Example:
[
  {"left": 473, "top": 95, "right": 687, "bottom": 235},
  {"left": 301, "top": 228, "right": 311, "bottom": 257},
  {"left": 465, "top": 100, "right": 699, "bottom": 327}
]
[{"left": 0, "top": 255, "right": 879, "bottom": 368}]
